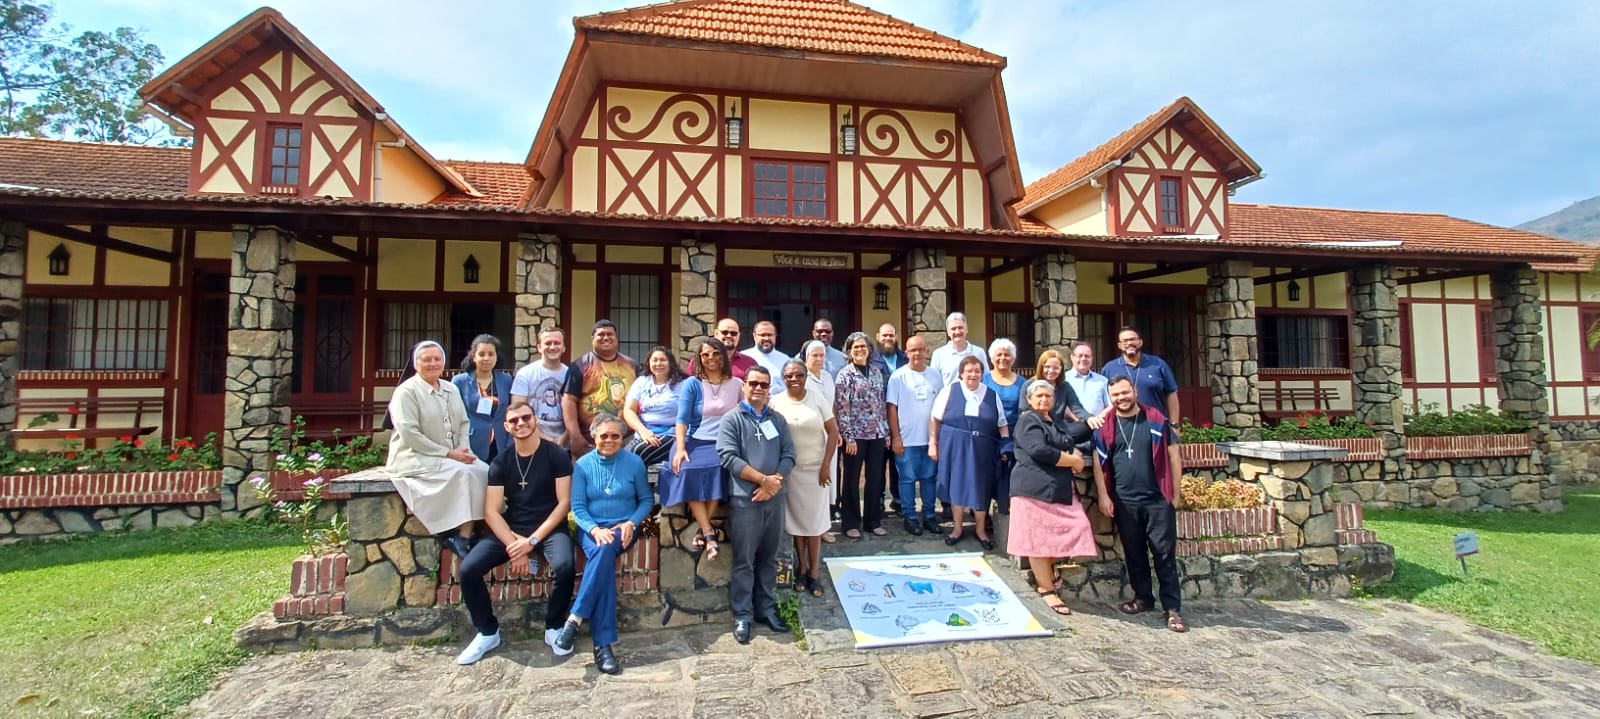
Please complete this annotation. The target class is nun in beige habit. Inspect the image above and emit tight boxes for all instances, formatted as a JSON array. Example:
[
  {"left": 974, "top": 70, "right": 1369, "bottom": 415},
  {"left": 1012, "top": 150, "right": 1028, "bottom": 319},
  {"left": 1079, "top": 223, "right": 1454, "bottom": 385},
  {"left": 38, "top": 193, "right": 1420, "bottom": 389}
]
[{"left": 386, "top": 340, "right": 490, "bottom": 558}]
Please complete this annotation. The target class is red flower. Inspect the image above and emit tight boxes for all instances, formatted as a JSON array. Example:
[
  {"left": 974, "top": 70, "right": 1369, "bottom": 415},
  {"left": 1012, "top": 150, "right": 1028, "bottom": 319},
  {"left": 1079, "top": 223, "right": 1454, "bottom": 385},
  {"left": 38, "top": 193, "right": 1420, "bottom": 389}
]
[
  {"left": 119, "top": 435, "right": 133, "bottom": 443},
  {"left": 175, "top": 439, "right": 195, "bottom": 450},
  {"left": 1202, "top": 422, "right": 1214, "bottom": 428},
  {"left": 67, "top": 406, "right": 80, "bottom": 415},
  {"left": 65, "top": 452, "right": 78, "bottom": 460},
  {"left": 1298, "top": 419, "right": 1309, "bottom": 428},
  {"left": 65, "top": 433, "right": 80, "bottom": 441},
  {"left": 168, "top": 452, "right": 182, "bottom": 461},
  {"left": 133, "top": 439, "right": 144, "bottom": 449}
]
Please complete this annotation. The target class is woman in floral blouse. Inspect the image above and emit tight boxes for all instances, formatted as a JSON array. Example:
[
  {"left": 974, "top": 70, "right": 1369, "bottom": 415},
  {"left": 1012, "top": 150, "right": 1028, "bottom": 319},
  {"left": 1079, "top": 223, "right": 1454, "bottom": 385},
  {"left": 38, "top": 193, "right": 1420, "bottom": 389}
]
[{"left": 834, "top": 331, "right": 890, "bottom": 538}]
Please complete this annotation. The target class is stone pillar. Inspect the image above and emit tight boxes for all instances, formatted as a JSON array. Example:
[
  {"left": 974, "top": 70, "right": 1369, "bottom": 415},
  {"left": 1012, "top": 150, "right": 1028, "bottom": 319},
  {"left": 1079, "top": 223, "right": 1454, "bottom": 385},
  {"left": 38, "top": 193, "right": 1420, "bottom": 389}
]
[
  {"left": 678, "top": 240, "right": 717, "bottom": 362},
  {"left": 0, "top": 221, "right": 22, "bottom": 449},
  {"left": 1224, "top": 441, "right": 1342, "bottom": 566},
  {"left": 1350, "top": 264, "right": 1405, "bottom": 478},
  {"left": 1206, "top": 260, "right": 1261, "bottom": 436},
  {"left": 1031, "top": 250, "right": 1078, "bottom": 356},
  {"left": 223, "top": 224, "right": 295, "bottom": 517},
  {"left": 514, "top": 233, "right": 562, "bottom": 365},
  {"left": 906, "top": 247, "right": 948, "bottom": 348},
  {"left": 1491, "top": 264, "right": 1562, "bottom": 512}
]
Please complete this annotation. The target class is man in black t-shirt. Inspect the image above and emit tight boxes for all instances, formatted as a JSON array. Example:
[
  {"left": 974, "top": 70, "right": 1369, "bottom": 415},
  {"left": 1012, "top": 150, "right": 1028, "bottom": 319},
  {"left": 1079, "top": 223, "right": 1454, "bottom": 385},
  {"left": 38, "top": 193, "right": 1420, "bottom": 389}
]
[
  {"left": 454, "top": 400, "right": 578, "bottom": 665},
  {"left": 1091, "top": 376, "right": 1188, "bottom": 633}
]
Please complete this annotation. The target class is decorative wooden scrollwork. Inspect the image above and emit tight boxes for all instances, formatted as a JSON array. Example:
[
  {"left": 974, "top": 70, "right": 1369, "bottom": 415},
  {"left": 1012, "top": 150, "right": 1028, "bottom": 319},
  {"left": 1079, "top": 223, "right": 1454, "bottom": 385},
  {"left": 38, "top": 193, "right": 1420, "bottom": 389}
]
[
  {"left": 859, "top": 109, "right": 955, "bottom": 160},
  {"left": 605, "top": 93, "right": 717, "bottom": 145}
]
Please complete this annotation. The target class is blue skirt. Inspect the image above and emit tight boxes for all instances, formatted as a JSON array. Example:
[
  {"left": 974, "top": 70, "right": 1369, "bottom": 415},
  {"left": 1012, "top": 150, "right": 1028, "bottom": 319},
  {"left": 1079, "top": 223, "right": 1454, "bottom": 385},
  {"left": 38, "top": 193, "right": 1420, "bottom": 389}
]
[{"left": 658, "top": 437, "right": 727, "bottom": 505}]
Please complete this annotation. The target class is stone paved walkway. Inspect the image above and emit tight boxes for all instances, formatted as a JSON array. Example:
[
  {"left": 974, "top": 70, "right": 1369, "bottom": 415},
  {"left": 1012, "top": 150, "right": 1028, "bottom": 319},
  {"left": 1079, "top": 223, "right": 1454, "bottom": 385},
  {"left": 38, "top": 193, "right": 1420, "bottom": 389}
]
[{"left": 185, "top": 593, "right": 1600, "bottom": 718}]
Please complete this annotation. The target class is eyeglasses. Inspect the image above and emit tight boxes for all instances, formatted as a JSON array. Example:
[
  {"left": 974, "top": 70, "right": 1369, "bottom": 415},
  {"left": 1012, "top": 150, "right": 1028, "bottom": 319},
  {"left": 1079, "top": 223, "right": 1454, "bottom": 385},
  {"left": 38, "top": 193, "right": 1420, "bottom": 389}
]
[
  {"left": 506, "top": 415, "right": 533, "bottom": 426},
  {"left": 746, "top": 381, "right": 770, "bottom": 389},
  {"left": 595, "top": 433, "right": 623, "bottom": 440},
  {"left": 718, "top": 329, "right": 740, "bottom": 336},
  {"left": 782, "top": 374, "right": 805, "bottom": 380}
]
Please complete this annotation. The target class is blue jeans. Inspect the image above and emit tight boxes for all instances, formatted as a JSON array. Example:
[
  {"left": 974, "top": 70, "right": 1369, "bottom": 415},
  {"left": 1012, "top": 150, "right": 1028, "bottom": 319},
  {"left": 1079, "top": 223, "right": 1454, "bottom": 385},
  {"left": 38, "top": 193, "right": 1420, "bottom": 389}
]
[
  {"left": 895, "top": 445, "right": 937, "bottom": 521},
  {"left": 572, "top": 531, "right": 633, "bottom": 647}
]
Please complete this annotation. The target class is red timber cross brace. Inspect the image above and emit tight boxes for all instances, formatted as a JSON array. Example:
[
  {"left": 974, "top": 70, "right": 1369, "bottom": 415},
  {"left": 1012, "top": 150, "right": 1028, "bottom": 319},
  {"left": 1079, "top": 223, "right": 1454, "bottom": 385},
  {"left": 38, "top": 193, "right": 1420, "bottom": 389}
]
[
  {"left": 189, "top": 43, "right": 373, "bottom": 199},
  {"left": 851, "top": 107, "right": 981, "bottom": 228},
  {"left": 0, "top": 220, "right": 23, "bottom": 446},
  {"left": 1109, "top": 126, "right": 1228, "bottom": 236}
]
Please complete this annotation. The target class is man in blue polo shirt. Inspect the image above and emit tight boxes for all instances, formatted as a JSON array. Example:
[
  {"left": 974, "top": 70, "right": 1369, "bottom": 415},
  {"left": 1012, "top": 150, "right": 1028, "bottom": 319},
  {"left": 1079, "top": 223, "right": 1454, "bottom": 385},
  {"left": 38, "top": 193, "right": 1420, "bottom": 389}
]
[{"left": 1101, "top": 327, "right": 1180, "bottom": 424}]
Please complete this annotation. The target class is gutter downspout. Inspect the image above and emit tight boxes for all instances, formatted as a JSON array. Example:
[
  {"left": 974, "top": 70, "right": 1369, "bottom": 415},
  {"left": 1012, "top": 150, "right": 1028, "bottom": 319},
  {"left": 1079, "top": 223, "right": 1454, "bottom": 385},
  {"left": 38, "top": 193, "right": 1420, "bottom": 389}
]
[{"left": 374, "top": 122, "right": 404, "bottom": 203}]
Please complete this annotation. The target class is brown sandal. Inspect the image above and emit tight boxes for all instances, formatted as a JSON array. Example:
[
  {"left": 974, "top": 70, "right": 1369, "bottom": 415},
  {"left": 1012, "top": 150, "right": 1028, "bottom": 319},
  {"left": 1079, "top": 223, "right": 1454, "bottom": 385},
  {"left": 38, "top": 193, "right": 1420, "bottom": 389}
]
[
  {"left": 1166, "top": 611, "right": 1188, "bottom": 633},
  {"left": 1037, "top": 588, "right": 1071, "bottom": 616},
  {"left": 1119, "top": 599, "right": 1152, "bottom": 615}
]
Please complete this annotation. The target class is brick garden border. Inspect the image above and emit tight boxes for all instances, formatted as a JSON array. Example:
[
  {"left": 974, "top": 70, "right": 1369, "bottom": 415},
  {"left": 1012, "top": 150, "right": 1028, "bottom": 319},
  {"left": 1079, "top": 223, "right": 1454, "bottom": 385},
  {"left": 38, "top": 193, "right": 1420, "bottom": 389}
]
[
  {"left": 0, "top": 470, "right": 222, "bottom": 509},
  {"left": 1406, "top": 433, "right": 1532, "bottom": 460}
]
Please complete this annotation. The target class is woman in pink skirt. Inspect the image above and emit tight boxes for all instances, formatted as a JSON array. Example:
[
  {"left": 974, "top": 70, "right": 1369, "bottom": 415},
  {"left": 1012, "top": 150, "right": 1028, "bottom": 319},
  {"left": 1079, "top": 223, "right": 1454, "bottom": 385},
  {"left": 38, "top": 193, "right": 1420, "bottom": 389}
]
[{"left": 1008, "top": 379, "right": 1094, "bottom": 615}]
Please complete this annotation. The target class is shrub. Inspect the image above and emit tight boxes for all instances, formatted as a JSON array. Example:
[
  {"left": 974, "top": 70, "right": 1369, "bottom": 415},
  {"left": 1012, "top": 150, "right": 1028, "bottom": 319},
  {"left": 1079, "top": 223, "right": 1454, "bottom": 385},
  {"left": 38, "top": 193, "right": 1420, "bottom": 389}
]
[
  {"left": 0, "top": 432, "right": 221, "bottom": 475},
  {"left": 269, "top": 417, "right": 387, "bottom": 473},
  {"left": 250, "top": 474, "right": 346, "bottom": 556},
  {"left": 1259, "top": 409, "right": 1376, "bottom": 441},
  {"left": 1179, "top": 475, "right": 1264, "bottom": 510},
  {"left": 1404, "top": 403, "right": 1530, "bottom": 437},
  {"left": 1176, "top": 419, "right": 1240, "bottom": 444}
]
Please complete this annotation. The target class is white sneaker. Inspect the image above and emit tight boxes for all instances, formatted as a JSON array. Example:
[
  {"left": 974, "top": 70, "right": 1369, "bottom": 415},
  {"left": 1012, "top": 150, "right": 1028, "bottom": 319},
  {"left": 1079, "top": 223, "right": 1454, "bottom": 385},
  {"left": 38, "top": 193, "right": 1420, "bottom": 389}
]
[{"left": 456, "top": 631, "right": 501, "bottom": 665}]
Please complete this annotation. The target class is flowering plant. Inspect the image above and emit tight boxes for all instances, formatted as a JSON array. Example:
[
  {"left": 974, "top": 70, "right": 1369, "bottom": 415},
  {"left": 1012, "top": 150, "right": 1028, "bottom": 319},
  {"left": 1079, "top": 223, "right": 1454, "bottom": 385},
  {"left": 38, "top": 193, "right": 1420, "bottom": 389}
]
[
  {"left": 0, "top": 430, "right": 221, "bottom": 475},
  {"left": 1259, "top": 409, "right": 1375, "bottom": 441},
  {"left": 1404, "top": 403, "right": 1529, "bottom": 437},
  {"left": 1176, "top": 419, "right": 1240, "bottom": 444},
  {"left": 250, "top": 474, "right": 346, "bottom": 556},
  {"left": 269, "top": 417, "right": 386, "bottom": 473},
  {"left": 1179, "top": 475, "right": 1265, "bottom": 510}
]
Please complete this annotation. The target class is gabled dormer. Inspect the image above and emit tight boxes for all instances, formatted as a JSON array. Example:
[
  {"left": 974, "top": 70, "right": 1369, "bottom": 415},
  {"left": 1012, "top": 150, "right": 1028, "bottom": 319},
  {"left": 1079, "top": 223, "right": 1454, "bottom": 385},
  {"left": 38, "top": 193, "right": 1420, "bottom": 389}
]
[
  {"left": 523, "top": 0, "right": 1026, "bottom": 230},
  {"left": 1018, "top": 97, "right": 1261, "bottom": 238},
  {"left": 139, "top": 7, "right": 479, "bottom": 204}
]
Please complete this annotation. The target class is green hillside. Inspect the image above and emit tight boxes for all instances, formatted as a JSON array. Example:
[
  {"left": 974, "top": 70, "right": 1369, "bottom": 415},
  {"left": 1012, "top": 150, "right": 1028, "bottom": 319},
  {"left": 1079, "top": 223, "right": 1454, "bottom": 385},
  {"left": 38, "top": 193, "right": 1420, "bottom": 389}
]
[{"left": 1517, "top": 196, "right": 1600, "bottom": 243}]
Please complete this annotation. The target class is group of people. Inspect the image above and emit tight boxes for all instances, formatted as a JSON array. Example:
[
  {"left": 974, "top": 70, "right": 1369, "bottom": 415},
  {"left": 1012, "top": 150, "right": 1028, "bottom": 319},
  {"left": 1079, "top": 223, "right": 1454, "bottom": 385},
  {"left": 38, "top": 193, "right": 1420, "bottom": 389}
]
[{"left": 380, "top": 316, "right": 1191, "bottom": 670}]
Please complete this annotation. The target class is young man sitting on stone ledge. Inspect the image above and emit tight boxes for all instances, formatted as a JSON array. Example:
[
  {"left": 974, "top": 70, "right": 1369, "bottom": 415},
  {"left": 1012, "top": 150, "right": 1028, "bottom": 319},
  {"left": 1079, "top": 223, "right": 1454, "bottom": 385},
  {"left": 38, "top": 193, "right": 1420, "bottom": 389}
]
[{"left": 455, "top": 400, "right": 577, "bottom": 665}]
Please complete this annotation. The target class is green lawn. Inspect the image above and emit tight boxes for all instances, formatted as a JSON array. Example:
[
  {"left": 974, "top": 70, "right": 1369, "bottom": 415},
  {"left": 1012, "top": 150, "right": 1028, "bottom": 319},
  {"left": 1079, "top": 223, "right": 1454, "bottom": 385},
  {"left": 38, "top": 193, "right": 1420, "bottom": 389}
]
[
  {"left": 0, "top": 520, "right": 301, "bottom": 718},
  {"left": 1365, "top": 489, "right": 1600, "bottom": 664}
]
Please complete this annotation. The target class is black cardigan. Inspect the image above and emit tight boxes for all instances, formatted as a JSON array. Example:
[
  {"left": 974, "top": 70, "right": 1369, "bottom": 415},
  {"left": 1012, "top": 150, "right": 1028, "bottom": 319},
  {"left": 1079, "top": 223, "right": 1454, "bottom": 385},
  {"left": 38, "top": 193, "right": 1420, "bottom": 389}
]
[{"left": 1010, "top": 411, "right": 1080, "bottom": 505}]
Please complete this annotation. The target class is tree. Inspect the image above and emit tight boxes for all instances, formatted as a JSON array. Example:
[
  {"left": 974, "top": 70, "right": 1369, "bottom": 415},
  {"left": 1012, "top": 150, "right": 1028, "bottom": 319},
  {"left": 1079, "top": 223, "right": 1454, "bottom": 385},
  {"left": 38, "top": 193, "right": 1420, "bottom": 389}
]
[{"left": 0, "top": 0, "right": 176, "bottom": 144}]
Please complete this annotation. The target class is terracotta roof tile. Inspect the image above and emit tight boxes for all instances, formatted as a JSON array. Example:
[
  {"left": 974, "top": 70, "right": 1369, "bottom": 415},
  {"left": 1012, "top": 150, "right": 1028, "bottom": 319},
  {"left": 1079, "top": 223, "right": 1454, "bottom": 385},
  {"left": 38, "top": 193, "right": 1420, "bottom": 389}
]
[
  {"left": 431, "top": 161, "right": 531, "bottom": 207},
  {"left": 577, "top": 0, "right": 1003, "bottom": 67},
  {"left": 1018, "top": 97, "right": 1261, "bottom": 213},
  {"left": 1230, "top": 203, "right": 1596, "bottom": 272},
  {"left": 1019, "top": 100, "right": 1182, "bottom": 212},
  {"left": 0, "top": 137, "right": 188, "bottom": 195}
]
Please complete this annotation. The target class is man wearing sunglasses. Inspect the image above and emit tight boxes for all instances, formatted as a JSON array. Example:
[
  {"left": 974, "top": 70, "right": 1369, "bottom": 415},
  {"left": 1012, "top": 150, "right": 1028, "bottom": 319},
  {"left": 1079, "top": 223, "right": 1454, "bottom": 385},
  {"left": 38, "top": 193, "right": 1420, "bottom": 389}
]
[
  {"left": 717, "top": 366, "right": 797, "bottom": 643},
  {"left": 689, "top": 317, "right": 758, "bottom": 380},
  {"left": 454, "top": 400, "right": 577, "bottom": 664}
]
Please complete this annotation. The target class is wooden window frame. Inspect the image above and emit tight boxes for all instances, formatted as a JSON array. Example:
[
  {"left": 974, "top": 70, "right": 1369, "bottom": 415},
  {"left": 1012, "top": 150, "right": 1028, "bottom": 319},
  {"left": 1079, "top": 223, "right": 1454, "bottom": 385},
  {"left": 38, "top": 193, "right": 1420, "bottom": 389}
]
[
  {"left": 1475, "top": 304, "right": 1498, "bottom": 383},
  {"left": 1257, "top": 311, "right": 1352, "bottom": 371},
  {"left": 1157, "top": 175, "right": 1184, "bottom": 230},
  {"left": 1580, "top": 307, "right": 1600, "bottom": 382},
  {"left": 749, "top": 158, "right": 830, "bottom": 219},
  {"left": 262, "top": 123, "right": 304, "bottom": 195},
  {"left": 20, "top": 296, "right": 171, "bottom": 371}
]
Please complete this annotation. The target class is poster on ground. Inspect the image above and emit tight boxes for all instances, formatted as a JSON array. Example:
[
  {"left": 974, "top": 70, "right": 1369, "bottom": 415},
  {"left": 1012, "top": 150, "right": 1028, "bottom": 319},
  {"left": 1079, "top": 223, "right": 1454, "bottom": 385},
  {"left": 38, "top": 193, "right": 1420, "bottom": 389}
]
[{"left": 822, "top": 551, "right": 1050, "bottom": 649}]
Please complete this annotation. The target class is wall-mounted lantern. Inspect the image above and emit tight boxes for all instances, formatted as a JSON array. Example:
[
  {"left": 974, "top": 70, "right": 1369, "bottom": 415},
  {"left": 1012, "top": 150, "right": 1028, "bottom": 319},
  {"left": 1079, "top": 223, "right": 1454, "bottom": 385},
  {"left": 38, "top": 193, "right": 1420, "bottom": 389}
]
[
  {"left": 48, "top": 243, "right": 70, "bottom": 276},
  {"left": 725, "top": 104, "right": 743, "bottom": 149},
  {"left": 873, "top": 281, "right": 889, "bottom": 310},
  {"left": 463, "top": 254, "right": 480, "bottom": 284},
  {"left": 1286, "top": 279, "right": 1302, "bottom": 303},
  {"left": 840, "top": 109, "right": 858, "bottom": 155}
]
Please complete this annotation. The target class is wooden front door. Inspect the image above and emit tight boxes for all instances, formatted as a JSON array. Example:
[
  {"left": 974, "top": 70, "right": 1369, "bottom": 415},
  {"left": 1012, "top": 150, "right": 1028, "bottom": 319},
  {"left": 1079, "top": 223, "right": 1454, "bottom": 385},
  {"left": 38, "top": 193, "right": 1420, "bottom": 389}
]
[
  {"left": 290, "top": 268, "right": 360, "bottom": 434},
  {"left": 1127, "top": 288, "right": 1210, "bottom": 424},
  {"left": 725, "top": 274, "right": 854, "bottom": 357},
  {"left": 186, "top": 266, "right": 230, "bottom": 439}
]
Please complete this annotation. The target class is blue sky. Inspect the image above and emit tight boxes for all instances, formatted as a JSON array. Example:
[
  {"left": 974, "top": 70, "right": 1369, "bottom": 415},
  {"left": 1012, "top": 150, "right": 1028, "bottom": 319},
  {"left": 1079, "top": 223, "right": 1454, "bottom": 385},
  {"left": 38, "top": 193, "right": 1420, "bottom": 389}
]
[{"left": 58, "top": 0, "right": 1600, "bottom": 228}]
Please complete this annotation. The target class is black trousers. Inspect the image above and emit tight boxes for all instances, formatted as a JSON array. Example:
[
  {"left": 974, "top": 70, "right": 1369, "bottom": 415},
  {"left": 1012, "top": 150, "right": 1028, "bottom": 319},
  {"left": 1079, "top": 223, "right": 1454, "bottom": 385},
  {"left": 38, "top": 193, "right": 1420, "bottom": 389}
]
[
  {"left": 459, "top": 531, "right": 576, "bottom": 635},
  {"left": 728, "top": 493, "right": 786, "bottom": 621},
  {"left": 840, "top": 437, "right": 887, "bottom": 532},
  {"left": 885, "top": 449, "right": 900, "bottom": 503},
  {"left": 1113, "top": 500, "right": 1181, "bottom": 613}
]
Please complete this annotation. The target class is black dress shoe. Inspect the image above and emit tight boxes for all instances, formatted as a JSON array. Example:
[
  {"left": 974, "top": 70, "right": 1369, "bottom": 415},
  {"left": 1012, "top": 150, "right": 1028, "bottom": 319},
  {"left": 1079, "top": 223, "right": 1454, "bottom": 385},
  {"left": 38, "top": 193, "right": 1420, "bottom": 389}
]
[
  {"left": 923, "top": 518, "right": 943, "bottom": 535},
  {"left": 761, "top": 613, "right": 791, "bottom": 634},
  {"left": 943, "top": 533, "right": 962, "bottom": 547},
  {"left": 594, "top": 644, "right": 621, "bottom": 674},
  {"left": 903, "top": 518, "right": 923, "bottom": 536},
  {"left": 977, "top": 537, "right": 995, "bottom": 551},
  {"left": 439, "top": 533, "right": 471, "bottom": 560},
  {"left": 733, "top": 619, "right": 753, "bottom": 644}
]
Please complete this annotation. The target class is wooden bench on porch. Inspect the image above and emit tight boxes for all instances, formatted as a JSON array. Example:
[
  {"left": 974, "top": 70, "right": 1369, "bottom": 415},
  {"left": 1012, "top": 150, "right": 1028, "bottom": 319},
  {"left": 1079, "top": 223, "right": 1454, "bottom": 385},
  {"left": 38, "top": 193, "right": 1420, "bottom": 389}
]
[
  {"left": 289, "top": 401, "right": 385, "bottom": 442},
  {"left": 15, "top": 397, "right": 162, "bottom": 443},
  {"left": 1259, "top": 385, "right": 1344, "bottom": 420}
]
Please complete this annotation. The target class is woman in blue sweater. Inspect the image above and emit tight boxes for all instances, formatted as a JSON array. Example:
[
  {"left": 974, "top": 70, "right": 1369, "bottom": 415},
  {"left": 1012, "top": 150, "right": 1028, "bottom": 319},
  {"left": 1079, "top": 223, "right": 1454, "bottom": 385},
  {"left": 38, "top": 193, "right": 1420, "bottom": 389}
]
[
  {"left": 451, "top": 334, "right": 514, "bottom": 462},
  {"left": 551, "top": 414, "right": 655, "bottom": 675}
]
